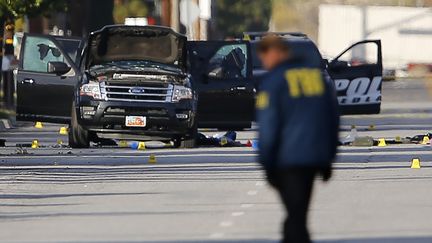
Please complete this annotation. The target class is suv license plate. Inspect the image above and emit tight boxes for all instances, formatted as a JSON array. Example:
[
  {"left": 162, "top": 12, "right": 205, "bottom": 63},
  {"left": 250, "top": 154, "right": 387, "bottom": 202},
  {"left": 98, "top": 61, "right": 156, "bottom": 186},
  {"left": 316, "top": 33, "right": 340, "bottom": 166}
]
[{"left": 125, "top": 116, "right": 146, "bottom": 127}]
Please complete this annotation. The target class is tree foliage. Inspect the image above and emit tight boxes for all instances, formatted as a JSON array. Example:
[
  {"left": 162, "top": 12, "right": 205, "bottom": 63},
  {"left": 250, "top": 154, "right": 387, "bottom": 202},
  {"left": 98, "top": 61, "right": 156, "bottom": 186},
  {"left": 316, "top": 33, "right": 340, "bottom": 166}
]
[
  {"left": 214, "top": 0, "right": 272, "bottom": 38},
  {"left": 114, "top": 0, "right": 148, "bottom": 24},
  {"left": 0, "top": 0, "right": 67, "bottom": 19}
]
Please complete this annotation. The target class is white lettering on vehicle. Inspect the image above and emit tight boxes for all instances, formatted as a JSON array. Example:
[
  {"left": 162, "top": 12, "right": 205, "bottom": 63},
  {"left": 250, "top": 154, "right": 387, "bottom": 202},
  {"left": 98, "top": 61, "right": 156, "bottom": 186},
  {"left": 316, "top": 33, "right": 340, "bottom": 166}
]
[{"left": 335, "top": 76, "right": 382, "bottom": 105}]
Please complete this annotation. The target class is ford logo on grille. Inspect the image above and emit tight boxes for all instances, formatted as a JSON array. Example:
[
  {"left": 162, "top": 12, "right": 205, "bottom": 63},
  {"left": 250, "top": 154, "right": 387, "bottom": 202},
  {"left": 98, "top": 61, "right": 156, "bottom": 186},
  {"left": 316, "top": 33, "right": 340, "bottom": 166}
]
[{"left": 129, "top": 87, "right": 145, "bottom": 94}]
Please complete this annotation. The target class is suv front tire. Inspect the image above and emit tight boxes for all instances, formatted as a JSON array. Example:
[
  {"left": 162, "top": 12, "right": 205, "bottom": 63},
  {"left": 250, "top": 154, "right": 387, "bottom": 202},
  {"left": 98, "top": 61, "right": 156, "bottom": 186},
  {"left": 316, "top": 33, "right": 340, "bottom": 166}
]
[
  {"left": 68, "top": 105, "right": 90, "bottom": 148},
  {"left": 174, "top": 124, "right": 197, "bottom": 149}
]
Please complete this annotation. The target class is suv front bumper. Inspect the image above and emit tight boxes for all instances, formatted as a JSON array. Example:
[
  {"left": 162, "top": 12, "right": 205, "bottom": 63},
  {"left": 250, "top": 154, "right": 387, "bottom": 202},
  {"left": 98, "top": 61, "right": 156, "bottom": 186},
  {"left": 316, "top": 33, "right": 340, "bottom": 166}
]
[{"left": 77, "top": 99, "right": 196, "bottom": 140}]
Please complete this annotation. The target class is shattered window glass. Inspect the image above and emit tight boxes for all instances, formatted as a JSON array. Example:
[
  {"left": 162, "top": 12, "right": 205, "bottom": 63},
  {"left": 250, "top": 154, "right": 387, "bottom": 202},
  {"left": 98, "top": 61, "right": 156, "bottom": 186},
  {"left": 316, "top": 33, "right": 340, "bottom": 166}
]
[
  {"left": 208, "top": 44, "right": 248, "bottom": 79},
  {"left": 22, "top": 36, "right": 68, "bottom": 73}
]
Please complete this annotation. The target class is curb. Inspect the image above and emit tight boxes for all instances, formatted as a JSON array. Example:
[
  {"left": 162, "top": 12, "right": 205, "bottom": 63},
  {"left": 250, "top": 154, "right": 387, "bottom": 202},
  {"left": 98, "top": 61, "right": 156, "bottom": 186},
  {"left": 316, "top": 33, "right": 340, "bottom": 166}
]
[{"left": 0, "top": 119, "right": 12, "bottom": 132}]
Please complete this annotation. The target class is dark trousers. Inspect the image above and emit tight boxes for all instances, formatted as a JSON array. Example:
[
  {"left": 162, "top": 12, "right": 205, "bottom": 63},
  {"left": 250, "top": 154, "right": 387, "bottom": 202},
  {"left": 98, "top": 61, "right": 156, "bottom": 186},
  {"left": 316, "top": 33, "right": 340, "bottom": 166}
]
[{"left": 268, "top": 168, "right": 317, "bottom": 243}]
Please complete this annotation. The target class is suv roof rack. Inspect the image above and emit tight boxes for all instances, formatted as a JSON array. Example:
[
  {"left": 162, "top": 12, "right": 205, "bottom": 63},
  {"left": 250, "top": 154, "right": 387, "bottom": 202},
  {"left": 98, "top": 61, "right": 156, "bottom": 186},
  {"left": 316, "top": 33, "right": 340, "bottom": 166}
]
[{"left": 243, "top": 32, "right": 308, "bottom": 41}]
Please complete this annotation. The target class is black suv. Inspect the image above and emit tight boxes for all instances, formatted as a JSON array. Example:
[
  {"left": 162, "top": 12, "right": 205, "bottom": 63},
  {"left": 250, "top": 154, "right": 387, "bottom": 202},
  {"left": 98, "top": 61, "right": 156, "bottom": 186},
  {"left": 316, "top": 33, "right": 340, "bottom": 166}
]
[
  {"left": 15, "top": 25, "right": 255, "bottom": 148},
  {"left": 245, "top": 32, "right": 383, "bottom": 115}
]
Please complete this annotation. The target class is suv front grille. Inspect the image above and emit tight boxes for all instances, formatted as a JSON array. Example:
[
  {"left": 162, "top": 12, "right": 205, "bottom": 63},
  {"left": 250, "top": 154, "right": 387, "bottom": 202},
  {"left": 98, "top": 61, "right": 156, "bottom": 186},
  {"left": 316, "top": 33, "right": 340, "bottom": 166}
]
[
  {"left": 105, "top": 107, "right": 169, "bottom": 116},
  {"left": 101, "top": 81, "right": 173, "bottom": 103}
]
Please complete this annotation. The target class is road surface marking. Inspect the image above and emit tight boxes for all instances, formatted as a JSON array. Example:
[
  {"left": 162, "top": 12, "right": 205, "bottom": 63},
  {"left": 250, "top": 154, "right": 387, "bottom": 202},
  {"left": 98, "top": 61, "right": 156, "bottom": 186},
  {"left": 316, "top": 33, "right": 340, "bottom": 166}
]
[
  {"left": 219, "top": 221, "right": 233, "bottom": 227},
  {"left": 240, "top": 204, "right": 254, "bottom": 208},
  {"left": 256, "top": 181, "right": 265, "bottom": 186},
  {"left": 247, "top": 190, "right": 258, "bottom": 195},
  {"left": 209, "top": 233, "right": 225, "bottom": 238},
  {"left": 231, "top": 211, "right": 245, "bottom": 217}
]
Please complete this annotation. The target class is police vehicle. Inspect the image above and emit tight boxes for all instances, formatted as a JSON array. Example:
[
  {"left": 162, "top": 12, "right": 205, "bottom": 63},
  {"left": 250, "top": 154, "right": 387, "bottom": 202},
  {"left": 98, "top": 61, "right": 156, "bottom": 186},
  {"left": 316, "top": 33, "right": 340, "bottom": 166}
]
[
  {"left": 15, "top": 25, "right": 254, "bottom": 148},
  {"left": 245, "top": 32, "right": 383, "bottom": 115}
]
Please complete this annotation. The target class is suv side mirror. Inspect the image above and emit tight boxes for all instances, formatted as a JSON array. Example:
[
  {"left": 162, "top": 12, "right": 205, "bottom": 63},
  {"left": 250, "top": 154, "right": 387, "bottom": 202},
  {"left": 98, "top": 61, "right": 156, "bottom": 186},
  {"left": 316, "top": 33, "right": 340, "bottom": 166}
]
[
  {"left": 322, "top": 58, "right": 329, "bottom": 69},
  {"left": 48, "top": 61, "right": 71, "bottom": 75}
]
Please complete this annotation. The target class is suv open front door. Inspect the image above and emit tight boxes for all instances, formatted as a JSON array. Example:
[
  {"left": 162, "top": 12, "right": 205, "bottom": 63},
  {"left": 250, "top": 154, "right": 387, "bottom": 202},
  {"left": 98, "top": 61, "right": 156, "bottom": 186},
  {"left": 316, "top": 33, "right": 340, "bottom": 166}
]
[
  {"left": 327, "top": 40, "right": 383, "bottom": 115},
  {"left": 16, "top": 34, "right": 84, "bottom": 123},
  {"left": 188, "top": 41, "right": 255, "bottom": 129}
]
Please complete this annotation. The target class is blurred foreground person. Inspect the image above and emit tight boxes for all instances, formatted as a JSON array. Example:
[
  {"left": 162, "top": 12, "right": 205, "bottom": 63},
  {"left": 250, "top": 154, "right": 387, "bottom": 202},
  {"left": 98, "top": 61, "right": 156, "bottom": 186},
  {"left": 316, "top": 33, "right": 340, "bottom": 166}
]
[{"left": 256, "top": 36, "right": 339, "bottom": 243}]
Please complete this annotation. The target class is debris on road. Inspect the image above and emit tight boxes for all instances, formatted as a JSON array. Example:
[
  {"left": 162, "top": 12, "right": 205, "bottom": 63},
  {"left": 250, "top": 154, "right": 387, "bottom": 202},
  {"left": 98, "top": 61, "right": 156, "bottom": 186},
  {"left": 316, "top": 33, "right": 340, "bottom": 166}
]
[
  {"left": 340, "top": 125, "right": 358, "bottom": 145},
  {"left": 352, "top": 136, "right": 374, "bottom": 147},
  {"left": 119, "top": 140, "right": 128, "bottom": 147},
  {"left": 410, "top": 133, "right": 432, "bottom": 144},
  {"left": 198, "top": 131, "right": 243, "bottom": 147},
  {"left": 14, "top": 147, "right": 29, "bottom": 155}
]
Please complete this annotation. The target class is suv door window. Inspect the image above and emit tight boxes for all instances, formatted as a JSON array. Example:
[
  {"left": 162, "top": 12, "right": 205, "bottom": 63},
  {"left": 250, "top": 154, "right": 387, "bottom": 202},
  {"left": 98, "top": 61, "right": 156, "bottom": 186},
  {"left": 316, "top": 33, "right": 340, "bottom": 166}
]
[
  {"left": 207, "top": 44, "right": 247, "bottom": 79},
  {"left": 22, "top": 36, "right": 70, "bottom": 73},
  {"left": 334, "top": 41, "right": 379, "bottom": 67}
]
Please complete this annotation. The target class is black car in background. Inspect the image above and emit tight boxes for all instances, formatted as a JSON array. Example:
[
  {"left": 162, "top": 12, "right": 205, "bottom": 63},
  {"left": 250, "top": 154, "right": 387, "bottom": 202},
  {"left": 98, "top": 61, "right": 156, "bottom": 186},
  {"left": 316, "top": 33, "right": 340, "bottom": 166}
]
[
  {"left": 245, "top": 32, "right": 383, "bottom": 115},
  {"left": 15, "top": 25, "right": 255, "bottom": 148}
]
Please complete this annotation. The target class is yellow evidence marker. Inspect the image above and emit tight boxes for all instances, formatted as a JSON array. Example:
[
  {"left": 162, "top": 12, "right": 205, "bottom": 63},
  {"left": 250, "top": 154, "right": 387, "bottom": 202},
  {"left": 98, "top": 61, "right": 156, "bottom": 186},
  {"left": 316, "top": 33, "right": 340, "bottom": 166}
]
[
  {"left": 59, "top": 127, "right": 68, "bottom": 135},
  {"left": 34, "top": 122, "right": 43, "bottom": 129},
  {"left": 411, "top": 158, "right": 421, "bottom": 169},
  {"left": 138, "top": 142, "right": 146, "bottom": 150},
  {"left": 148, "top": 154, "right": 157, "bottom": 164},
  {"left": 31, "top": 140, "right": 39, "bottom": 148},
  {"left": 377, "top": 138, "right": 387, "bottom": 147},
  {"left": 421, "top": 135, "right": 430, "bottom": 145}
]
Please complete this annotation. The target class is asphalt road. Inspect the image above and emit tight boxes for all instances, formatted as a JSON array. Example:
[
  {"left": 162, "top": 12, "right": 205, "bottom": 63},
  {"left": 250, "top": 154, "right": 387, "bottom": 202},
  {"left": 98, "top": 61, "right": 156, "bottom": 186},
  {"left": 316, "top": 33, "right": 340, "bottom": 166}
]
[{"left": 1, "top": 79, "right": 432, "bottom": 243}]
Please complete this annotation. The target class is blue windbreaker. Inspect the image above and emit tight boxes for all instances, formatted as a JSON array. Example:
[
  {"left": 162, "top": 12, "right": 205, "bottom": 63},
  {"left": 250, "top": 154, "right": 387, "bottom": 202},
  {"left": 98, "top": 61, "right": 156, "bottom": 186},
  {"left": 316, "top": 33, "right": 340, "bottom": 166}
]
[{"left": 256, "top": 60, "right": 339, "bottom": 169}]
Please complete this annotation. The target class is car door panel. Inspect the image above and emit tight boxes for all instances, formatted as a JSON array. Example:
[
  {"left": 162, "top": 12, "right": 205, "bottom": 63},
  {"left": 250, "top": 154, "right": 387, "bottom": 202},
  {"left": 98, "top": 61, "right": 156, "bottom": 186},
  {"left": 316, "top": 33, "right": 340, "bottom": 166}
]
[
  {"left": 188, "top": 41, "right": 254, "bottom": 128},
  {"left": 16, "top": 34, "right": 83, "bottom": 123},
  {"left": 327, "top": 40, "right": 383, "bottom": 115}
]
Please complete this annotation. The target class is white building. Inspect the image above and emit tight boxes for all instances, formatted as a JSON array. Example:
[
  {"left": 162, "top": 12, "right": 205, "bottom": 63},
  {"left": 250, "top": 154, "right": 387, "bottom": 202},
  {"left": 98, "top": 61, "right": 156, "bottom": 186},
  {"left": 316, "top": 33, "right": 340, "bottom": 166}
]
[{"left": 319, "top": 4, "right": 432, "bottom": 69}]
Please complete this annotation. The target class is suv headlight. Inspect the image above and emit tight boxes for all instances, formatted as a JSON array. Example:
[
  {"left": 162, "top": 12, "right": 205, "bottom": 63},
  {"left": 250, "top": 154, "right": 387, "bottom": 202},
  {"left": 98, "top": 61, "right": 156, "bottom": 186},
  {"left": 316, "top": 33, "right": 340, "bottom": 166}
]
[
  {"left": 172, "top": 85, "right": 193, "bottom": 102},
  {"left": 80, "top": 81, "right": 104, "bottom": 100}
]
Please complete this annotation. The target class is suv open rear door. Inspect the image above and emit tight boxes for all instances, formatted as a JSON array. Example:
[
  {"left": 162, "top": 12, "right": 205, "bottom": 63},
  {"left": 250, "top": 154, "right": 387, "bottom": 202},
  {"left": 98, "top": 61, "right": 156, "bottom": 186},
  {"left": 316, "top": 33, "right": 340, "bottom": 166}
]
[
  {"left": 16, "top": 34, "right": 84, "bottom": 123},
  {"left": 327, "top": 40, "right": 383, "bottom": 115},
  {"left": 188, "top": 41, "right": 255, "bottom": 129}
]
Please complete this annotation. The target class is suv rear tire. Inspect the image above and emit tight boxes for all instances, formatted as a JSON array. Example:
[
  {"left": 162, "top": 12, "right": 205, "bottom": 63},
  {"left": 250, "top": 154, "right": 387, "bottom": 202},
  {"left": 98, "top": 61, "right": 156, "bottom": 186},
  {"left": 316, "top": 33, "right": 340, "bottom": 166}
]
[{"left": 69, "top": 106, "right": 90, "bottom": 148}]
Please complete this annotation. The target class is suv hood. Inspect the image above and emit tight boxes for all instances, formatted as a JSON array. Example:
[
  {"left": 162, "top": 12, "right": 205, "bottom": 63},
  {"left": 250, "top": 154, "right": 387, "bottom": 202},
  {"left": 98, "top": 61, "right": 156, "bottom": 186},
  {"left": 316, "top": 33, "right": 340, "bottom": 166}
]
[{"left": 86, "top": 25, "right": 187, "bottom": 70}]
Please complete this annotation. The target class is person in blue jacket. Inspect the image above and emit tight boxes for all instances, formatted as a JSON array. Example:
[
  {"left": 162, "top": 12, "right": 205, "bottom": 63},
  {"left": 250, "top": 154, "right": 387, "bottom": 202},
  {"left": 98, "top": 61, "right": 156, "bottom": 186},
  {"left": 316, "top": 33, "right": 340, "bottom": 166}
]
[{"left": 256, "top": 35, "right": 339, "bottom": 243}]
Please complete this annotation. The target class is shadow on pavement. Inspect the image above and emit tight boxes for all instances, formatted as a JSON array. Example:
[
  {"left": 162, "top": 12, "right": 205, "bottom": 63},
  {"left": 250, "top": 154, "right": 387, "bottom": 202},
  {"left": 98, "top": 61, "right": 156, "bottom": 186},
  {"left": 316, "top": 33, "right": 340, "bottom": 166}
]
[
  {"left": 0, "top": 164, "right": 262, "bottom": 184},
  {"left": 0, "top": 192, "right": 158, "bottom": 199},
  {"left": 316, "top": 236, "right": 432, "bottom": 243},
  {"left": 61, "top": 236, "right": 432, "bottom": 243},
  {"left": 340, "top": 146, "right": 431, "bottom": 153}
]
